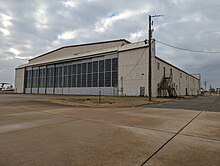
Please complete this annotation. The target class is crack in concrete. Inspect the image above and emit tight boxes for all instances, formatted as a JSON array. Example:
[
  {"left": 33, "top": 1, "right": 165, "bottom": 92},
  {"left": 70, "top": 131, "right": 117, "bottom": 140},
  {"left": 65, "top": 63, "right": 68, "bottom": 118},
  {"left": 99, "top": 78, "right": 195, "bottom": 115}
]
[{"left": 140, "top": 111, "right": 203, "bottom": 166}]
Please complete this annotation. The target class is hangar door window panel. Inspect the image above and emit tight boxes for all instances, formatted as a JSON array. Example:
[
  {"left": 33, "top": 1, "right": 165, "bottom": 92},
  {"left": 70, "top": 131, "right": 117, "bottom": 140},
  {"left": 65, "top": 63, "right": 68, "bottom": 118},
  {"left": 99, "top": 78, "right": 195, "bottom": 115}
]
[
  {"left": 77, "top": 64, "right": 82, "bottom": 87},
  {"left": 71, "top": 64, "right": 77, "bottom": 87},
  {"left": 112, "top": 58, "right": 118, "bottom": 71},
  {"left": 112, "top": 71, "right": 118, "bottom": 87},
  {"left": 47, "top": 67, "right": 54, "bottom": 88},
  {"left": 39, "top": 68, "right": 46, "bottom": 88},
  {"left": 32, "top": 68, "right": 39, "bottom": 88},
  {"left": 54, "top": 66, "right": 63, "bottom": 88},
  {"left": 82, "top": 63, "right": 87, "bottom": 87},
  {"left": 105, "top": 59, "right": 111, "bottom": 72},
  {"left": 105, "top": 59, "right": 111, "bottom": 87},
  {"left": 59, "top": 67, "right": 63, "bottom": 88},
  {"left": 24, "top": 70, "right": 28, "bottom": 88},
  {"left": 25, "top": 70, "right": 32, "bottom": 88},
  {"left": 112, "top": 58, "right": 118, "bottom": 87},
  {"left": 105, "top": 72, "right": 111, "bottom": 87},
  {"left": 42, "top": 57, "right": 118, "bottom": 89},
  {"left": 93, "top": 61, "right": 98, "bottom": 87},
  {"left": 87, "top": 62, "right": 92, "bottom": 87},
  {"left": 68, "top": 65, "right": 72, "bottom": 87},
  {"left": 54, "top": 67, "right": 58, "bottom": 87},
  {"left": 99, "top": 60, "right": 104, "bottom": 87},
  {"left": 63, "top": 65, "right": 71, "bottom": 88}
]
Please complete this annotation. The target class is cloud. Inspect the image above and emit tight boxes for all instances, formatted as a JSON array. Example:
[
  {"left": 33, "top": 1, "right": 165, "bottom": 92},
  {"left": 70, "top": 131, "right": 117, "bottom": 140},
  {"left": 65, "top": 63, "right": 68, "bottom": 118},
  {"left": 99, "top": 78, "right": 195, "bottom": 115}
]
[
  {"left": 0, "top": 28, "right": 10, "bottom": 36},
  {"left": 0, "top": 13, "right": 12, "bottom": 27},
  {"left": 95, "top": 11, "right": 136, "bottom": 33},
  {"left": 63, "top": 0, "right": 78, "bottom": 8},
  {"left": 129, "top": 31, "right": 143, "bottom": 42},
  {"left": 0, "top": 0, "right": 219, "bottom": 88},
  {"left": 58, "top": 31, "right": 78, "bottom": 40},
  {"left": 9, "top": 48, "right": 21, "bottom": 56},
  {"left": 34, "top": 7, "right": 48, "bottom": 29},
  {"left": 95, "top": 8, "right": 151, "bottom": 33}
]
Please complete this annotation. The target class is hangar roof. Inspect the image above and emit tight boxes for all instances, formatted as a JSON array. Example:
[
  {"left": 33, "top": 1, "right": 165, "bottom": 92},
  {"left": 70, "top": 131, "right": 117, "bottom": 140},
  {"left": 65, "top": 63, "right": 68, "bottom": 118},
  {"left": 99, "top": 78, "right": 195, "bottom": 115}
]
[{"left": 28, "top": 39, "right": 130, "bottom": 64}]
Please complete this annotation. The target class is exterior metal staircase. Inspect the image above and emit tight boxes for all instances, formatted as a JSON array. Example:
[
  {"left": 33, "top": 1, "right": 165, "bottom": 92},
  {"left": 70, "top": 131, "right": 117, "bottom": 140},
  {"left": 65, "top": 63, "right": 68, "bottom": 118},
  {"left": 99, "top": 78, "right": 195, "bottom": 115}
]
[{"left": 158, "top": 74, "right": 177, "bottom": 98}]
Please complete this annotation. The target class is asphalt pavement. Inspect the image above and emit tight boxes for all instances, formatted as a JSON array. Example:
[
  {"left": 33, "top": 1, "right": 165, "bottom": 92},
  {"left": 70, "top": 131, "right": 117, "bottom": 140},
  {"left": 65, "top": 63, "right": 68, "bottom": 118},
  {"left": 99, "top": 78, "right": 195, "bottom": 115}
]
[
  {"left": 0, "top": 94, "right": 219, "bottom": 166},
  {"left": 144, "top": 95, "right": 220, "bottom": 112}
]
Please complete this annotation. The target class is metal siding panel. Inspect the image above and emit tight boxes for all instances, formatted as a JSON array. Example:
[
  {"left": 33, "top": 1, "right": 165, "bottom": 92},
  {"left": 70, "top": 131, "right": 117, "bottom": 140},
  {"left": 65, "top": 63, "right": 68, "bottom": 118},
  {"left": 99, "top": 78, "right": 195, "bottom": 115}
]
[{"left": 15, "top": 68, "right": 25, "bottom": 93}]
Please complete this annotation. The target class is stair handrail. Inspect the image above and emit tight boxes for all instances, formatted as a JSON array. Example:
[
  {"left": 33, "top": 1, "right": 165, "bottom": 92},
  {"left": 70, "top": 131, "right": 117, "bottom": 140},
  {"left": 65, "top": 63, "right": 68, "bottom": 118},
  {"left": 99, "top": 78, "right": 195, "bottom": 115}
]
[{"left": 158, "top": 75, "right": 165, "bottom": 88}]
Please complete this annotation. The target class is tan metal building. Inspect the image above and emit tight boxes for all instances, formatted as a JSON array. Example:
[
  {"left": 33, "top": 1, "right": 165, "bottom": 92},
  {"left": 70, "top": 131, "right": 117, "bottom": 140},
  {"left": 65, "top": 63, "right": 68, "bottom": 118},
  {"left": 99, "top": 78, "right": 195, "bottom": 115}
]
[{"left": 15, "top": 39, "right": 201, "bottom": 97}]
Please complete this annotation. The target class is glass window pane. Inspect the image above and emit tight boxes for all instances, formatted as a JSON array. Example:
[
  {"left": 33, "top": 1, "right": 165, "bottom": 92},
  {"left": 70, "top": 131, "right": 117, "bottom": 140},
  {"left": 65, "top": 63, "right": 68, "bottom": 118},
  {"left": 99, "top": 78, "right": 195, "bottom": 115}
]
[
  {"left": 82, "top": 63, "right": 87, "bottom": 74},
  {"left": 88, "top": 62, "right": 92, "bottom": 74},
  {"left": 105, "top": 59, "right": 111, "bottom": 72},
  {"left": 58, "top": 76, "right": 62, "bottom": 87},
  {"left": 77, "top": 74, "right": 81, "bottom": 87},
  {"left": 59, "top": 66, "right": 63, "bottom": 75},
  {"left": 54, "top": 76, "right": 58, "bottom": 87},
  {"left": 99, "top": 73, "right": 104, "bottom": 87},
  {"left": 68, "top": 65, "right": 72, "bottom": 75},
  {"left": 72, "top": 64, "right": 76, "bottom": 74},
  {"left": 99, "top": 60, "right": 104, "bottom": 72},
  {"left": 93, "top": 61, "right": 98, "bottom": 73},
  {"left": 47, "top": 67, "right": 54, "bottom": 88},
  {"left": 93, "top": 73, "right": 98, "bottom": 87},
  {"left": 87, "top": 74, "right": 92, "bottom": 87},
  {"left": 55, "top": 67, "right": 59, "bottom": 77},
  {"left": 77, "top": 64, "right": 81, "bottom": 74},
  {"left": 64, "top": 66, "right": 68, "bottom": 75},
  {"left": 105, "top": 72, "right": 111, "bottom": 87},
  {"left": 71, "top": 75, "right": 76, "bottom": 87},
  {"left": 82, "top": 74, "right": 87, "bottom": 87},
  {"left": 112, "top": 58, "right": 118, "bottom": 71},
  {"left": 112, "top": 71, "right": 118, "bottom": 87},
  {"left": 68, "top": 75, "right": 71, "bottom": 87},
  {"left": 32, "top": 69, "right": 39, "bottom": 88},
  {"left": 63, "top": 76, "right": 68, "bottom": 87}
]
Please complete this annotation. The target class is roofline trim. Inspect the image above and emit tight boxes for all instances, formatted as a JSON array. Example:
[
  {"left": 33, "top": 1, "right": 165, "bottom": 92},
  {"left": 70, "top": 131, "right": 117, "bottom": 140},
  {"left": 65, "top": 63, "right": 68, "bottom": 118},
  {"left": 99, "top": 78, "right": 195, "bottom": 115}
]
[
  {"left": 119, "top": 45, "right": 148, "bottom": 53},
  {"left": 29, "top": 39, "right": 130, "bottom": 61},
  {"left": 155, "top": 56, "right": 200, "bottom": 80},
  {"left": 16, "top": 50, "right": 118, "bottom": 69}
]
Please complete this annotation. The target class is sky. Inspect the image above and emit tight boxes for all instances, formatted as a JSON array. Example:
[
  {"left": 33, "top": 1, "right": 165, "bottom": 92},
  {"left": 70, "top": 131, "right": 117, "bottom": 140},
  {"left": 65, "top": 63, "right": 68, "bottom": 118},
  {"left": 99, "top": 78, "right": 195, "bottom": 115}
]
[{"left": 0, "top": 0, "right": 220, "bottom": 89}]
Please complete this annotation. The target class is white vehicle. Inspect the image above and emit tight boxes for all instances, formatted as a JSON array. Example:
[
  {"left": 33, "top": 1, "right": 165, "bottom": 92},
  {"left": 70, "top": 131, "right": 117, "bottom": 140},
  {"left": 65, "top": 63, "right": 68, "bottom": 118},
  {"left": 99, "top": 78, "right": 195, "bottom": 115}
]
[{"left": 0, "top": 83, "right": 14, "bottom": 91}]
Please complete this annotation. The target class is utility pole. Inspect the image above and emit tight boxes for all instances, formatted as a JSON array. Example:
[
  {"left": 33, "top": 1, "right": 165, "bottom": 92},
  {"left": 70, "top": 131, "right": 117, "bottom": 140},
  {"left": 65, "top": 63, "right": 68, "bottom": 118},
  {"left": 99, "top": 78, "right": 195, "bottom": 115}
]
[
  {"left": 148, "top": 14, "right": 163, "bottom": 101},
  {"left": 204, "top": 81, "right": 207, "bottom": 91},
  {"left": 148, "top": 15, "right": 152, "bottom": 101}
]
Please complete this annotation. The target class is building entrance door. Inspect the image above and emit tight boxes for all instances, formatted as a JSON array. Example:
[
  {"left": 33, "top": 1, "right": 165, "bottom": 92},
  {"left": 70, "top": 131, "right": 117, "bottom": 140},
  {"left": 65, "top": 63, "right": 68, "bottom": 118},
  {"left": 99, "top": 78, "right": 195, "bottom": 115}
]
[{"left": 140, "top": 87, "right": 145, "bottom": 96}]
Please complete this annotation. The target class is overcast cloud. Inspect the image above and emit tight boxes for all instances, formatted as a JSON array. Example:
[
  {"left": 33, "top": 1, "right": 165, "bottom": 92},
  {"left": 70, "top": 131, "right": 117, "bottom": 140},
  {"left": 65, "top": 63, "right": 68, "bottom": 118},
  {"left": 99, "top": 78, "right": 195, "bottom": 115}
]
[{"left": 0, "top": 0, "right": 220, "bottom": 88}]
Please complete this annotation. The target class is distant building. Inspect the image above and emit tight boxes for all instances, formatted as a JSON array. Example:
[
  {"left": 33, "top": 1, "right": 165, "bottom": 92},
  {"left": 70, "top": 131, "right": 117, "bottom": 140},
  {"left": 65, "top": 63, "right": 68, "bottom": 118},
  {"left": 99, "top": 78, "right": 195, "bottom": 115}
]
[
  {"left": 15, "top": 39, "right": 201, "bottom": 97},
  {"left": 217, "top": 88, "right": 220, "bottom": 93}
]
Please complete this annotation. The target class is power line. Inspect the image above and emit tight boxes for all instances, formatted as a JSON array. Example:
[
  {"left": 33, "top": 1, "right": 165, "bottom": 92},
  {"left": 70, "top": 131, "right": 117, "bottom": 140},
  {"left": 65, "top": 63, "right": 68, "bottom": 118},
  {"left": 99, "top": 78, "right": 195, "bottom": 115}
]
[
  {"left": 163, "top": 29, "right": 220, "bottom": 39},
  {"left": 123, "top": 47, "right": 147, "bottom": 79},
  {"left": 156, "top": 40, "right": 220, "bottom": 54}
]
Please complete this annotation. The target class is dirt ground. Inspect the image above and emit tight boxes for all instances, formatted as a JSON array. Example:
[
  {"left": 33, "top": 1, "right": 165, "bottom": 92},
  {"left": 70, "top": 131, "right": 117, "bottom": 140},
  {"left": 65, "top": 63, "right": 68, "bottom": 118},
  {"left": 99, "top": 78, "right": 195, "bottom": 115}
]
[{"left": 40, "top": 95, "right": 196, "bottom": 108}]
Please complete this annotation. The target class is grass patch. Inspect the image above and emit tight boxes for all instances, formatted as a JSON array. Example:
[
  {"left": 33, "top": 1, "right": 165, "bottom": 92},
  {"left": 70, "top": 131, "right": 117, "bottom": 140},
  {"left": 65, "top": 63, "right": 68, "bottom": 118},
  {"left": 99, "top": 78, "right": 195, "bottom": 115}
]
[
  {"left": 0, "top": 91, "right": 15, "bottom": 94},
  {"left": 40, "top": 95, "right": 191, "bottom": 108}
]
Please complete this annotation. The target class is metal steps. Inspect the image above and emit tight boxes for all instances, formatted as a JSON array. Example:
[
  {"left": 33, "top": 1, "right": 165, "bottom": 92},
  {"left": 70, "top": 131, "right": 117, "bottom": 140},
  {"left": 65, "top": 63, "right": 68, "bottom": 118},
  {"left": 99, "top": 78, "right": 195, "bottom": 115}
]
[{"left": 158, "top": 74, "right": 177, "bottom": 98}]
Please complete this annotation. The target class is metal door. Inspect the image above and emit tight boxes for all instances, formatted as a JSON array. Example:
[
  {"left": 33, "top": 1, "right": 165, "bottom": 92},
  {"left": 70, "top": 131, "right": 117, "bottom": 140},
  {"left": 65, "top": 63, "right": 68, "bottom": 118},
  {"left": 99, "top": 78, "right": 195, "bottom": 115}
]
[{"left": 140, "top": 87, "right": 145, "bottom": 96}]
